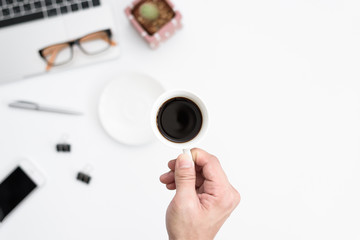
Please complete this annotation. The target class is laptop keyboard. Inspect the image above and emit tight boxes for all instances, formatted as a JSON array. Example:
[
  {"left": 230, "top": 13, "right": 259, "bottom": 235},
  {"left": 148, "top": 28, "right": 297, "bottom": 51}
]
[{"left": 0, "top": 0, "right": 101, "bottom": 28}]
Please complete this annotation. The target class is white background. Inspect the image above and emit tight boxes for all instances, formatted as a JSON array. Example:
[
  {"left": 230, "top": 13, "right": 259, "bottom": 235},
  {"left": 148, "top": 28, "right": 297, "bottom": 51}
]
[{"left": 1, "top": 0, "right": 360, "bottom": 239}]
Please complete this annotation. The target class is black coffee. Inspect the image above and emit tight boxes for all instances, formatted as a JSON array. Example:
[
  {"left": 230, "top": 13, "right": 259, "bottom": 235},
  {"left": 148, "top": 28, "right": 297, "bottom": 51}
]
[{"left": 157, "top": 97, "right": 203, "bottom": 143}]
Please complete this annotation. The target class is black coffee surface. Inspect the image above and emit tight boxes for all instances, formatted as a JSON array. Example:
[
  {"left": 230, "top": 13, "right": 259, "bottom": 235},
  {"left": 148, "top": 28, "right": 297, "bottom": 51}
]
[{"left": 157, "top": 97, "right": 203, "bottom": 143}]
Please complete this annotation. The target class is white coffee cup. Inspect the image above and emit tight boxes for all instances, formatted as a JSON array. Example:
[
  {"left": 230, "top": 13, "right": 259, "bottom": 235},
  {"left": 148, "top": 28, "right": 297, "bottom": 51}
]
[{"left": 151, "top": 90, "right": 209, "bottom": 160}]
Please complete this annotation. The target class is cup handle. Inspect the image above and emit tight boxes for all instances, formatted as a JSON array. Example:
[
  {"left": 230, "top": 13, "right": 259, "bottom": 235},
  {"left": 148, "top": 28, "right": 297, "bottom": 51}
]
[{"left": 183, "top": 149, "right": 193, "bottom": 161}]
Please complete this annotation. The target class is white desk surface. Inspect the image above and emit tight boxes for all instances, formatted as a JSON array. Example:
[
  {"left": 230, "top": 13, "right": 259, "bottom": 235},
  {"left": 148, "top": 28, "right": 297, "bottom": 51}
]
[{"left": 1, "top": 0, "right": 360, "bottom": 239}]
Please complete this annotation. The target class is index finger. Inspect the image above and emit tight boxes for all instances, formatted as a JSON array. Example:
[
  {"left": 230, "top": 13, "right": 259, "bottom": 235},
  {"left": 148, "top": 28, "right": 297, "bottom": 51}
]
[{"left": 191, "top": 148, "right": 228, "bottom": 182}]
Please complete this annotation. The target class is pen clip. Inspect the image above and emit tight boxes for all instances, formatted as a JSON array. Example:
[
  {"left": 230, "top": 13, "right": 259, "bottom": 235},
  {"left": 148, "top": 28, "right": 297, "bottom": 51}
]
[{"left": 9, "top": 100, "right": 39, "bottom": 110}]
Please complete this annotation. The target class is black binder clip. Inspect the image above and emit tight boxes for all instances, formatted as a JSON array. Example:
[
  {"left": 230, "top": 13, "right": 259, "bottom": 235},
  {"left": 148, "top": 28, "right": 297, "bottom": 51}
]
[
  {"left": 76, "top": 165, "right": 92, "bottom": 185},
  {"left": 56, "top": 144, "right": 71, "bottom": 152},
  {"left": 56, "top": 135, "right": 71, "bottom": 152}
]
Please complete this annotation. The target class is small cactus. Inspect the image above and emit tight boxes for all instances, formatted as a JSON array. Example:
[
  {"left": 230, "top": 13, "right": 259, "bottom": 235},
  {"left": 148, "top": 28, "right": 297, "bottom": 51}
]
[{"left": 139, "top": 2, "right": 159, "bottom": 21}]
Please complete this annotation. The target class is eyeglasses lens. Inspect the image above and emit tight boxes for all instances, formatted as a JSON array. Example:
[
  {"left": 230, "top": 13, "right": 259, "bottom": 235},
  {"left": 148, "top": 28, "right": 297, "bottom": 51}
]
[
  {"left": 79, "top": 31, "right": 111, "bottom": 55},
  {"left": 42, "top": 43, "right": 72, "bottom": 66}
]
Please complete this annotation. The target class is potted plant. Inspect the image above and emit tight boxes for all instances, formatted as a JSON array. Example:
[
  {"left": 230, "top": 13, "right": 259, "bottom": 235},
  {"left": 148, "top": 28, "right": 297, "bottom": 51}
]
[{"left": 125, "top": 0, "right": 182, "bottom": 49}]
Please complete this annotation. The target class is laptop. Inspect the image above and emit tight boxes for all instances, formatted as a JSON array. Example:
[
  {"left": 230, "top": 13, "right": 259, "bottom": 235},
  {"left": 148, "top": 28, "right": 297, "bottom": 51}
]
[{"left": 0, "top": 0, "right": 120, "bottom": 84}]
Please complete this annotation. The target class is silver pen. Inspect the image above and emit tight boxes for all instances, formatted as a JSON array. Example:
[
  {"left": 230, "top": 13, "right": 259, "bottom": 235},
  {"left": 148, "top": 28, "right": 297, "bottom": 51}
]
[{"left": 8, "top": 100, "right": 83, "bottom": 116}]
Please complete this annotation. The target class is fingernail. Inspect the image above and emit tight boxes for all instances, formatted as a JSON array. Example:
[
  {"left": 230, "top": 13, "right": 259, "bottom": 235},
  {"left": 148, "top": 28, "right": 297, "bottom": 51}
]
[{"left": 178, "top": 154, "right": 193, "bottom": 169}]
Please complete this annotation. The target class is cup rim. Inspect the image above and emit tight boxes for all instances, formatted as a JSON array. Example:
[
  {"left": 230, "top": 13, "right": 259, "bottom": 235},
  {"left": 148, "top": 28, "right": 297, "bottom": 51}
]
[{"left": 151, "top": 89, "right": 208, "bottom": 149}]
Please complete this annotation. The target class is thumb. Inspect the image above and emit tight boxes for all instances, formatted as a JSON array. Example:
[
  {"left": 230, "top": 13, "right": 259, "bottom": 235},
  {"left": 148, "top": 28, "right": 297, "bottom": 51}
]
[{"left": 174, "top": 153, "right": 197, "bottom": 199}]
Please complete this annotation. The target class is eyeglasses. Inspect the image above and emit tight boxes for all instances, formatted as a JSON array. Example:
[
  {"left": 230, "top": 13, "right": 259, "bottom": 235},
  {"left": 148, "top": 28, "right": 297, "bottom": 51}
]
[{"left": 39, "top": 29, "right": 116, "bottom": 71}]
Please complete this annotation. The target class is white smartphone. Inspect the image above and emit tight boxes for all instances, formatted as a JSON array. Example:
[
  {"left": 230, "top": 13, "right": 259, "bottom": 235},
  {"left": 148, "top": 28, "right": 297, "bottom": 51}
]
[{"left": 0, "top": 159, "right": 45, "bottom": 223}]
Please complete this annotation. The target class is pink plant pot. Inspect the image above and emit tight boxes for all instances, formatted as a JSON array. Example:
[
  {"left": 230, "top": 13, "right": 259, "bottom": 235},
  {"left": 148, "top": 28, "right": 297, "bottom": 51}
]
[{"left": 125, "top": 0, "right": 182, "bottom": 49}]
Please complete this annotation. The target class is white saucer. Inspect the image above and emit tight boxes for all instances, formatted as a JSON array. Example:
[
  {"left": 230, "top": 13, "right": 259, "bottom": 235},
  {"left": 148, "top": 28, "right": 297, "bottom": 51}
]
[{"left": 98, "top": 73, "right": 165, "bottom": 146}]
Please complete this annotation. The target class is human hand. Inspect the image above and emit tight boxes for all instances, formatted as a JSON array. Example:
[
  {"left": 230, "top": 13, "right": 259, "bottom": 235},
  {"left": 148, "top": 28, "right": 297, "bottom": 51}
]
[{"left": 160, "top": 148, "right": 240, "bottom": 240}]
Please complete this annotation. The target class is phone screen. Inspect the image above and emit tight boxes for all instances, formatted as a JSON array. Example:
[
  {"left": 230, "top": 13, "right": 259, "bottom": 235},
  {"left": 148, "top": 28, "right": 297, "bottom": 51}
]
[{"left": 0, "top": 167, "right": 37, "bottom": 222}]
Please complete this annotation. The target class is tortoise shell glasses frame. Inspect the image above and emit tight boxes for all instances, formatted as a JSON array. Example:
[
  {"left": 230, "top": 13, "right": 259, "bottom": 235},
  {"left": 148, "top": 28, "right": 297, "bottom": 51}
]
[{"left": 39, "top": 29, "right": 116, "bottom": 71}]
